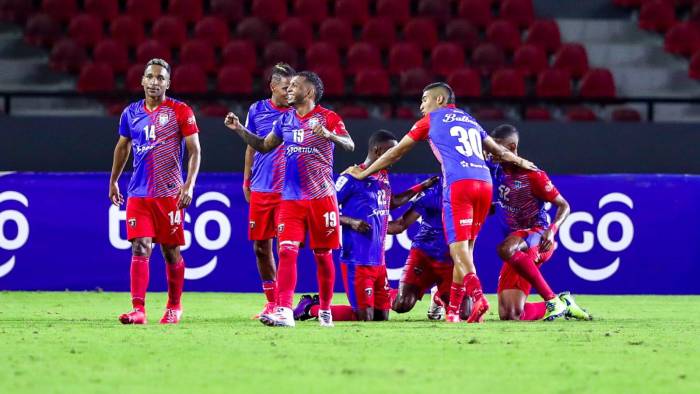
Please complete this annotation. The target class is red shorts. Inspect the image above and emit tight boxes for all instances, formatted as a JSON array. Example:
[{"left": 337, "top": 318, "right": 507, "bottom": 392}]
[
  {"left": 341, "top": 262, "right": 391, "bottom": 311},
  {"left": 443, "top": 179, "right": 492, "bottom": 243},
  {"left": 497, "top": 227, "right": 556, "bottom": 294},
  {"left": 277, "top": 195, "right": 340, "bottom": 249},
  {"left": 125, "top": 197, "right": 185, "bottom": 246},
  {"left": 248, "top": 191, "right": 281, "bottom": 240},
  {"left": 400, "top": 248, "right": 454, "bottom": 300}
]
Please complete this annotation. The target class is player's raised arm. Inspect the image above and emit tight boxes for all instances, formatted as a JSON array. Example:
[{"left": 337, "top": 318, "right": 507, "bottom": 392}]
[
  {"left": 345, "top": 134, "right": 417, "bottom": 180},
  {"left": 387, "top": 208, "right": 421, "bottom": 235},
  {"left": 224, "top": 112, "right": 282, "bottom": 153},
  {"left": 178, "top": 133, "right": 201, "bottom": 209},
  {"left": 482, "top": 136, "right": 538, "bottom": 171},
  {"left": 390, "top": 175, "right": 439, "bottom": 209},
  {"left": 109, "top": 136, "right": 131, "bottom": 206}
]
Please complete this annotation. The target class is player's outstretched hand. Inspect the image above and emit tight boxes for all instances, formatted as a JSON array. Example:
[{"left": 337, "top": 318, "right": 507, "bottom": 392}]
[
  {"left": 109, "top": 182, "right": 123, "bottom": 206},
  {"left": 517, "top": 158, "right": 538, "bottom": 171},
  {"left": 177, "top": 184, "right": 194, "bottom": 208},
  {"left": 342, "top": 165, "right": 365, "bottom": 180},
  {"left": 224, "top": 112, "right": 242, "bottom": 130},
  {"left": 350, "top": 218, "right": 372, "bottom": 233},
  {"left": 539, "top": 228, "right": 555, "bottom": 252}
]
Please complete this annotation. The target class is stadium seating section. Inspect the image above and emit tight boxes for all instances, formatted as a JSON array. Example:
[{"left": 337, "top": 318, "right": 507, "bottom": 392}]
[{"left": 2, "top": 0, "right": 622, "bottom": 119}]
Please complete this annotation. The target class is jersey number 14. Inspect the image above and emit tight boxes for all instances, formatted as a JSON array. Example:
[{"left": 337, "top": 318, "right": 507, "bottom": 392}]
[
  {"left": 143, "top": 125, "right": 156, "bottom": 141},
  {"left": 450, "top": 126, "right": 484, "bottom": 159}
]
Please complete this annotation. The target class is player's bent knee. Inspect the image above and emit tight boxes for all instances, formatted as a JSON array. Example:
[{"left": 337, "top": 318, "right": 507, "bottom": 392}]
[
  {"left": 497, "top": 242, "right": 516, "bottom": 261},
  {"left": 252, "top": 241, "right": 271, "bottom": 259},
  {"left": 393, "top": 295, "right": 416, "bottom": 313},
  {"left": 312, "top": 248, "right": 331, "bottom": 256},
  {"left": 131, "top": 239, "right": 151, "bottom": 256}
]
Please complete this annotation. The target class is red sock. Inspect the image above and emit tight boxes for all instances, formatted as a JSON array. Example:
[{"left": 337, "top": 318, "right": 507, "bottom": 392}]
[
  {"left": 463, "top": 273, "right": 484, "bottom": 300},
  {"left": 389, "top": 288, "right": 398, "bottom": 306},
  {"left": 310, "top": 305, "right": 357, "bottom": 321},
  {"left": 166, "top": 258, "right": 185, "bottom": 309},
  {"left": 520, "top": 302, "right": 546, "bottom": 320},
  {"left": 130, "top": 255, "right": 149, "bottom": 311},
  {"left": 276, "top": 243, "right": 299, "bottom": 308},
  {"left": 447, "top": 282, "right": 466, "bottom": 314},
  {"left": 262, "top": 280, "right": 276, "bottom": 304},
  {"left": 314, "top": 249, "right": 335, "bottom": 310},
  {"left": 507, "top": 251, "right": 556, "bottom": 301}
]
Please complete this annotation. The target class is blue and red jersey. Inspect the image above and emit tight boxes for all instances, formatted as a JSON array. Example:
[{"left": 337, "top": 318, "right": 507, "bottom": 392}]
[
  {"left": 408, "top": 182, "right": 451, "bottom": 263},
  {"left": 490, "top": 163, "right": 560, "bottom": 233},
  {"left": 407, "top": 106, "right": 491, "bottom": 191},
  {"left": 118, "top": 97, "right": 199, "bottom": 198},
  {"left": 245, "top": 99, "right": 287, "bottom": 193},
  {"left": 272, "top": 105, "right": 349, "bottom": 200},
  {"left": 335, "top": 165, "right": 391, "bottom": 266}
]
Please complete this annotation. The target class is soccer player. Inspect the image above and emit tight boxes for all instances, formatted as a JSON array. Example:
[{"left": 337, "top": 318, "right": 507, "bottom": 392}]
[
  {"left": 242, "top": 63, "right": 295, "bottom": 318},
  {"left": 225, "top": 71, "right": 354, "bottom": 327},
  {"left": 109, "top": 58, "right": 202, "bottom": 325},
  {"left": 345, "top": 82, "right": 536, "bottom": 323},
  {"left": 489, "top": 124, "right": 591, "bottom": 321}
]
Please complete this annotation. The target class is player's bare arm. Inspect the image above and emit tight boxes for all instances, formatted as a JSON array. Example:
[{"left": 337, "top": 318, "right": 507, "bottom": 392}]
[
  {"left": 483, "top": 136, "right": 538, "bottom": 171},
  {"left": 109, "top": 136, "right": 132, "bottom": 206},
  {"left": 390, "top": 175, "right": 439, "bottom": 209},
  {"left": 387, "top": 208, "right": 421, "bottom": 235},
  {"left": 224, "top": 112, "right": 282, "bottom": 153},
  {"left": 178, "top": 133, "right": 201, "bottom": 209},
  {"left": 345, "top": 135, "right": 418, "bottom": 180},
  {"left": 540, "top": 194, "right": 570, "bottom": 252},
  {"left": 242, "top": 146, "right": 254, "bottom": 203},
  {"left": 339, "top": 215, "right": 372, "bottom": 233},
  {"left": 311, "top": 123, "right": 355, "bottom": 151}
]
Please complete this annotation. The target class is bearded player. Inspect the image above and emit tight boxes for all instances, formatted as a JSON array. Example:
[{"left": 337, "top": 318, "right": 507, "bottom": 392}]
[
  {"left": 109, "top": 58, "right": 202, "bottom": 324},
  {"left": 345, "top": 82, "right": 536, "bottom": 323},
  {"left": 489, "top": 124, "right": 591, "bottom": 321},
  {"left": 242, "top": 63, "right": 295, "bottom": 318},
  {"left": 225, "top": 71, "right": 354, "bottom": 327}
]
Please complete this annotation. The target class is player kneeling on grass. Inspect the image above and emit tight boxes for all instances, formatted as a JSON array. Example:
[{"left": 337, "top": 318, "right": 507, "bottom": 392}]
[
  {"left": 109, "top": 59, "right": 202, "bottom": 325},
  {"left": 489, "top": 125, "right": 590, "bottom": 321}
]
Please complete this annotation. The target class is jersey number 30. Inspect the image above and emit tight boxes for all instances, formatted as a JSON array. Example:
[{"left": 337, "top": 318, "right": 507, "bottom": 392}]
[{"left": 450, "top": 126, "right": 484, "bottom": 159}]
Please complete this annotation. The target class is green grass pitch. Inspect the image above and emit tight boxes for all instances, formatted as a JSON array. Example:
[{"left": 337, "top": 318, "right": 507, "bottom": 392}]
[{"left": 1, "top": 292, "right": 698, "bottom": 394}]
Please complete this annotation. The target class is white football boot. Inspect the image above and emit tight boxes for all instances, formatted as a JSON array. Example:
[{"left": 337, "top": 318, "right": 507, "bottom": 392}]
[
  {"left": 260, "top": 306, "right": 296, "bottom": 327},
  {"left": 318, "top": 309, "right": 334, "bottom": 327}
]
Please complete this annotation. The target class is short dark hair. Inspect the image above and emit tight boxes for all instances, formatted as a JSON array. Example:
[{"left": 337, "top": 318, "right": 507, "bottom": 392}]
[
  {"left": 145, "top": 58, "right": 171, "bottom": 75},
  {"left": 270, "top": 62, "right": 296, "bottom": 83},
  {"left": 369, "top": 129, "right": 398, "bottom": 147},
  {"left": 296, "top": 71, "right": 324, "bottom": 103},
  {"left": 491, "top": 124, "right": 519, "bottom": 139},
  {"left": 423, "top": 82, "right": 455, "bottom": 104}
]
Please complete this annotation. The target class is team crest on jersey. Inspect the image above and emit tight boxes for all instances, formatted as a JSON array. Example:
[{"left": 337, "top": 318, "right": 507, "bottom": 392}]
[
  {"left": 158, "top": 113, "right": 169, "bottom": 126},
  {"left": 250, "top": 221, "right": 256, "bottom": 229},
  {"left": 513, "top": 180, "right": 523, "bottom": 189},
  {"left": 128, "top": 218, "right": 137, "bottom": 228},
  {"left": 278, "top": 223, "right": 285, "bottom": 233}
]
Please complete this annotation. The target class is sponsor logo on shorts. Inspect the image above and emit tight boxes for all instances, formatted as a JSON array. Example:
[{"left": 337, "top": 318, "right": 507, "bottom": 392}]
[
  {"left": 277, "top": 223, "right": 285, "bottom": 233},
  {"left": 250, "top": 221, "right": 255, "bottom": 229},
  {"left": 128, "top": 218, "right": 136, "bottom": 228},
  {"left": 459, "top": 218, "right": 473, "bottom": 227},
  {"left": 364, "top": 288, "right": 373, "bottom": 297},
  {"left": 325, "top": 228, "right": 335, "bottom": 236},
  {"left": 158, "top": 113, "right": 169, "bottom": 126}
]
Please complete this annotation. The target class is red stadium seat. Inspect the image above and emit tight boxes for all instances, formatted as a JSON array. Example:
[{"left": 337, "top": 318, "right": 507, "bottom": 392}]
[
  {"left": 473, "top": 107, "right": 505, "bottom": 120},
  {"left": 222, "top": 40, "right": 257, "bottom": 72},
  {"left": 664, "top": 22, "right": 700, "bottom": 56},
  {"left": 293, "top": 0, "right": 328, "bottom": 24},
  {"left": 93, "top": 39, "right": 129, "bottom": 73},
  {"left": 337, "top": 105, "right": 369, "bottom": 119},
  {"left": 611, "top": 107, "right": 642, "bottom": 122},
  {"left": 394, "top": 106, "right": 417, "bottom": 119},
  {"left": 500, "top": 0, "right": 534, "bottom": 29},
  {"left": 690, "top": 50, "right": 700, "bottom": 79},
  {"left": 458, "top": 0, "right": 492, "bottom": 29},
  {"left": 180, "top": 39, "right": 217, "bottom": 73},
  {"left": 354, "top": 68, "right": 390, "bottom": 96},
  {"left": 168, "top": 0, "right": 204, "bottom": 24},
  {"left": 536, "top": 68, "right": 572, "bottom": 97},
  {"left": 0, "top": 0, "right": 35, "bottom": 24},
  {"left": 486, "top": 20, "right": 521, "bottom": 53},
  {"left": 77, "top": 63, "right": 115, "bottom": 93},
  {"left": 41, "top": 0, "right": 77, "bottom": 23},
  {"left": 361, "top": 17, "right": 396, "bottom": 49},
  {"left": 194, "top": 17, "right": 229, "bottom": 48},
  {"left": 210, "top": 0, "right": 244, "bottom": 22},
  {"left": 109, "top": 15, "right": 145, "bottom": 48},
  {"left": 566, "top": 106, "right": 597, "bottom": 122},
  {"left": 24, "top": 13, "right": 61, "bottom": 47},
  {"left": 346, "top": 42, "right": 382, "bottom": 75},
  {"left": 553, "top": 43, "right": 589, "bottom": 78},
  {"left": 525, "top": 106, "right": 552, "bottom": 121},
  {"left": 638, "top": 0, "right": 676, "bottom": 32},
  {"left": 263, "top": 41, "right": 299, "bottom": 69},
  {"left": 446, "top": 20, "right": 479, "bottom": 51},
  {"left": 490, "top": 68, "right": 526, "bottom": 97},
  {"left": 388, "top": 42, "right": 423, "bottom": 75},
  {"left": 136, "top": 39, "right": 172, "bottom": 64},
  {"left": 525, "top": 19, "right": 561, "bottom": 53},
  {"left": 279, "top": 18, "right": 313, "bottom": 49},
  {"left": 216, "top": 65, "right": 253, "bottom": 94},
  {"left": 85, "top": 0, "right": 118, "bottom": 21},
  {"left": 68, "top": 14, "right": 103, "bottom": 48},
  {"left": 513, "top": 44, "right": 548, "bottom": 76},
  {"left": 319, "top": 18, "right": 353, "bottom": 49},
  {"left": 376, "top": 0, "right": 410, "bottom": 25},
  {"left": 171, "top": 64, "right": 208, "bottom": 94},
  {"left": 126, "top": 64, "right": 145, "bottom": 93},
  {"left": 252, "top": 0, "right": 287, "bottom": 24},
  {"left": 400, "top": 68, "right": 433, "bottom": 96},
  {"left": 579, "top": 68, "right": 616, "bottom": 98},
  {"left": 152, "top": 16, "right": 187, "bottom": 49},
  {"left": 335, "top": 0, "right": 369, "bottom": 25},
  {"left": 417, "top": 0, "right": 451, "bottom": 23},
  {"left": 403, "top": 18, "right": 438, "bottom": 50},
  {"left": 471, "top": 42, "right": 506, "bottom": 76},
  {"left": 306, "top": 42, "right": 340, "bottom": 69},
  {"left": 447, "top": 68, "right": 481, "bottom": 97},
  {"left": 431, "top": 42, "right": 466, "bottom": 77},
  {"left": 200, "top": 103, "right": 230, "bottom": 117},
  {"left": 690, "top": 3, "right": 700, "bottom": 24},
  {"left": 126, "top": 0, "right": 161, "bottom": 22},
  {"left": 236, "top": 17, "right": 271, "bottom": 47},
  {"left": 49, "top": 38, "right": 87, "bottom": 73},
  {"left": 313, "top": 66, "right": 345, "bottom": 96}
]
